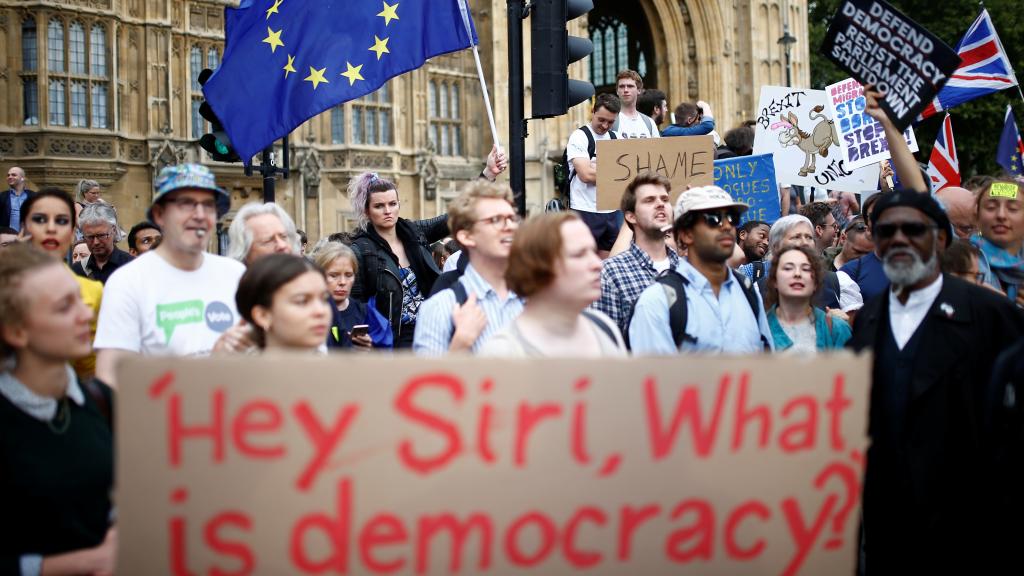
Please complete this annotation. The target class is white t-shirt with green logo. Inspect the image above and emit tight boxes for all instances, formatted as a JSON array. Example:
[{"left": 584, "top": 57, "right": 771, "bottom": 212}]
[{"left": 95, "top": 251, "right": 246, "bottom": 357}]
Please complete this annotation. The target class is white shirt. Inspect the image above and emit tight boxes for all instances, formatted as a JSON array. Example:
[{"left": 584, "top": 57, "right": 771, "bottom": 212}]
[
  {"left": 888, "top": 274, "right": 943, "bottom": 350},
  {"left": 615, "top": 111, "right": 660, "bottom": 139},
  {"left": 95, "top": 251, "right": 246, "bottom": 357},
  {"left": 566, "top": 126, "right": 616, "bottom": 213},
  {"left": 837, "top": 270, "right": 864, "bottom": 312}
]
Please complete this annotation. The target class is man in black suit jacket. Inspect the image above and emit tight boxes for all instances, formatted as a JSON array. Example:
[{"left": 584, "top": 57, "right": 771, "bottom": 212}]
[
  {"left": 848, "top": 190, "right": 1024, "bottom": 575},
  {"left": 2, "top": 166, "right": 35, "bottom": 231}
]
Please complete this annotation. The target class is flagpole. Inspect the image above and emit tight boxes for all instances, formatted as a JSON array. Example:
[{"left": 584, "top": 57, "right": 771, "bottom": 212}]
[{"left": 457, "top": 0, "right": 502, "bottom": 150}]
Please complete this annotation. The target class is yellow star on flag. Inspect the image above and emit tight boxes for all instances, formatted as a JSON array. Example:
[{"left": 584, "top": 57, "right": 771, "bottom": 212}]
[
  {"left": 282, "top": 54, "right": 296, "bottom": 78},
  {"left": 368, "top": 36, "right": 390, "bottom": 60},
  {"left": 304, "top": 66, "right": 329, "bottom": 90},
  {"left": 377, "top": 1, "right": 399, "bottom": 26},
  {"left": 262, "top": 27, "right": 284, "bottom": 53},
  {"left": 265, "top": 0, "right": 283, "bottom": 19},
  {"left": 340, "top": 62, "right": 364, "bottom": 85}
]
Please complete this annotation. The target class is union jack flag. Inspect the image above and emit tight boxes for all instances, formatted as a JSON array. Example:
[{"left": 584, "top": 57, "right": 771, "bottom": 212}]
[
  {"left": 928, "top": 114, "right": 960, "bottom": 192},
  {"left": 918, "top": 9, "right": 1018, "bottom": 121}
]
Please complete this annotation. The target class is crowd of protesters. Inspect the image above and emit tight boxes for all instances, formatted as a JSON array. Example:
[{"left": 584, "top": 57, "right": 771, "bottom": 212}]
[{"left": 3, "top": 69, "right": 1024, "bottom": 575}]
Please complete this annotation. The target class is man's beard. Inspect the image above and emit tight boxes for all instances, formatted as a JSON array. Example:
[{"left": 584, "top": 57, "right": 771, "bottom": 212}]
[{"left": 883, "top": 247, "right": 937, "bottom": 288}]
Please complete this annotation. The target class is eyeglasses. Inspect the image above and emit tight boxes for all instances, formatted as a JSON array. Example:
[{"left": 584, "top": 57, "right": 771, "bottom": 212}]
[
  {"left": 847, "top": 223, "right": 867, "bottom": 233},
  {"left": 698, "top": 210, "right": 740, "bottom": 229},
  {"left": 83, "top": 232, "right": 112, "bottom": 243},
  {"left": 873, "top": 222, "right": 937, "bottom": 240},
  {"left": 168, "top": 196, "right": 217, "bottom": 213},
  {"left": 475, "top": 213, "right": 522, "bottom": 228}
]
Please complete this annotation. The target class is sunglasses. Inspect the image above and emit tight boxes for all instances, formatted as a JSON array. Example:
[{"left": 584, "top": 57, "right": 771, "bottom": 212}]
[
  {"left": 698, "top": 210, "right": 740, "bottom": 229},
  {"left": 873, "top": 222, "right": 936, "bottom": 240}
]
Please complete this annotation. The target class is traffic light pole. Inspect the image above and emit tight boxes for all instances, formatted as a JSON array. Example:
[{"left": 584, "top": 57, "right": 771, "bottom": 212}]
[
  {"left": 508, "top": 0, "right": 527, "bottom": 216},
  {"left": 246, "top": 134, "right": 290, "bottom": 203}
]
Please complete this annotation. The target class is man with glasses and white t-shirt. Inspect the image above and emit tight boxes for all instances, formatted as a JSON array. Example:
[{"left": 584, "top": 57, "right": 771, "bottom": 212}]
[{"left": 94, "top": 164, "right": 243, "bottom": 386}]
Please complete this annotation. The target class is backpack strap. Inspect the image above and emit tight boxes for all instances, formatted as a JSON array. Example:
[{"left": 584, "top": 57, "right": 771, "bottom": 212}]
[
  {"left": 451, "top": 280, "right": 468, "bottom": 307},
  {"left": 654, "top": 269, "right": 693, "bottom": 348},
  {"left": 581, "top": 125, "right": 597, "bottom": 159},
  {"left": 581, "top": 309, "right": 619, "bottom": 347},
  {"left": 731, "top": 269, "right": 772, "bottom": 351},
  {"left": 641, "top": 113, "right": 655, "bottom": 136}
]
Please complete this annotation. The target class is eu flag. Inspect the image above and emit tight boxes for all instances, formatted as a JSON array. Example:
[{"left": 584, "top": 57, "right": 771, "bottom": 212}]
[
  {"left": 203, "top": 0, "right": 478, "bottom": 161},
  {"left": 997, "top": 105, "right": 1024, "bottom": 178}
]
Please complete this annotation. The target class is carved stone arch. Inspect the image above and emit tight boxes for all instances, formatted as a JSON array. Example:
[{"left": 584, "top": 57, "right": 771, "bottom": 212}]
[
  {"left": 149, "top": 139, "right": 186, "bottom": 187},
  {"left": 631, "top": 0, "right": 734, "bottom": 128}
]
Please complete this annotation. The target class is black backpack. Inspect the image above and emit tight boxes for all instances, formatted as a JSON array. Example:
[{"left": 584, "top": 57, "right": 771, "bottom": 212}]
[
  {"left": 633, "top": 268, "right": 770, "bottom": 350},
  {"left": 555, "top": 125, "right": 618, "bottom": 209}
]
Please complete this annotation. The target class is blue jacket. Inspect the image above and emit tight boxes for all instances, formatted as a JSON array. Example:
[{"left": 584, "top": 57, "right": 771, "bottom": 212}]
[
  {"left": 661, "top": 117, "right": 715, "bottom": 137},
  {"left": 766, "top": 306, "right": 851, "bottom": 351}
]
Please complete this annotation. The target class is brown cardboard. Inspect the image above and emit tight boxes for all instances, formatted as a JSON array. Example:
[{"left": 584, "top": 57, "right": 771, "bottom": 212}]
[
  {"left": 116, "top": 353, "right": 870, "bottom": 575},
  {"left": 595, "top": 136, "right": 715, "bottom": 211}
]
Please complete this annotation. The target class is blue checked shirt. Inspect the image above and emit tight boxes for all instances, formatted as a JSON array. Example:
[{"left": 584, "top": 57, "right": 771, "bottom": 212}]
[
  {"left": 413, "top": 264, "right": 524, "bottom": 355},
  {"left": 8, "top": 190, "right": 28, "bottom": 232},
  {"left": 630, "top": 258, "right": 773, "bottom": 355},
  {"left": 592, "top": 242, "right": 679, "bottom": 335}
]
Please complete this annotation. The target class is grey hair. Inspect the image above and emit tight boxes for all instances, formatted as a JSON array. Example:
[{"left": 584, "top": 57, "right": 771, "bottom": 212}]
[
  {"left": 76, "top": 179, "right": 100, "bottom": 202},
  {"left": 310, "top": 241, "right": 358, "bottom": 273},
  {"left": 226, "top": 202, "right": 300, "bottom": 262},
  {"left": 78, "top": 202, "right": 123, "bottom": 241},
  {"left": 768, "top": 214, "right": 814, "bottom": 256}
]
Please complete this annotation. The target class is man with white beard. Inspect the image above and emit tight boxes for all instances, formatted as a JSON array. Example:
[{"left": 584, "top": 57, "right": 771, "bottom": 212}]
[{"left": 847, "top": 189, "right": 1024, "bottom": 574}]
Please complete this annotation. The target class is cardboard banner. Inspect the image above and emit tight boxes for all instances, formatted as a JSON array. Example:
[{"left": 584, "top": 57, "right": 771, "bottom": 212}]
[
  {"left": 753, "top": 86, "right": 880, "bottom": 190},
  {"left": 821, "top": 0, "right": 961, "bottom": 131},
  {"left": 827, "top": 78, "right": 920, "bottom": 171},
  {"left": 714, "top": 154, "right": 781, "bottom": 225},
  {"left": 595, "top": 135, "right": 715, "bottom": 211},
  {"left": 117, "top": 354, "right": 871, "bottom": 575}
]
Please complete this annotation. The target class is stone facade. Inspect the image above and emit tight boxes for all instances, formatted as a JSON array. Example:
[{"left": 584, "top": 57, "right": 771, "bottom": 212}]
[{"left": 0, "top": 0, "right": 808, "bottom": 244}]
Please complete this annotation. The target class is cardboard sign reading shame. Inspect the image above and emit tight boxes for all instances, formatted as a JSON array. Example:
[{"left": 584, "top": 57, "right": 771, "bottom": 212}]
[
  {"left": 827, "top": 78, "right": 920, "bottom": 171},
  {"left": 753, "top": 86, "right": 880, "bottom": 190},
  {"left": 714, "top": 154, "right": 781, "bottom": 224},
  {"left": 595, "top": 136, "right": 714, "bottom": 210},
  {"left": 117, "top": 354, "right": 870, "bottom": 575},
  {"left": 821, "top": 0, "right": 961, "bottom": 131}
]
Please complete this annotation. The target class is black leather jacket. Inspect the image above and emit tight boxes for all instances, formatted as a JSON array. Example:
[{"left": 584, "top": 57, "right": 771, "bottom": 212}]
[{"left": 350, "top": 215, "right": 448, "bottom": 342}]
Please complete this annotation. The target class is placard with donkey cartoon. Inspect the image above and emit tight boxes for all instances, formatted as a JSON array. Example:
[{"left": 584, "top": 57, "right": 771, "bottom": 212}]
[{"left": 753, "top": 86, "right": 880, "bottom": 191}]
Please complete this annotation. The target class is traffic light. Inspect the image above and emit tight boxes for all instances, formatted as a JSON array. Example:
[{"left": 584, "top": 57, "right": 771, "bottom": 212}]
[
  {"left": 197, "top": 68, "right": 240, "bottom": 163},
  {"left": 530, "top": 0, "right": 594, "bottom": 119}
]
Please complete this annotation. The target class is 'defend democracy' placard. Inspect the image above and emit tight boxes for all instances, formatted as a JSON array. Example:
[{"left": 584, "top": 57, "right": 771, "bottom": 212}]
[
  {"left": 117, "top": 354, "right": 870, "bottom": 575},
  {"left": 821, "top": 0, "right": 960, "bottom": 131}
]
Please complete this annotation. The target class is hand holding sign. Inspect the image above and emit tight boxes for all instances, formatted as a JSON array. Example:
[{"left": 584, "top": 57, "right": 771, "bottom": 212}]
[{"left": 821, "top": 0, "right": 961, "bottom": 131}]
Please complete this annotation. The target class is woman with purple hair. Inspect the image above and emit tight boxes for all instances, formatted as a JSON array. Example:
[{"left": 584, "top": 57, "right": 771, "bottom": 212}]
[{"left": 347, "top": 172, "right": 449, "bottom": 348}]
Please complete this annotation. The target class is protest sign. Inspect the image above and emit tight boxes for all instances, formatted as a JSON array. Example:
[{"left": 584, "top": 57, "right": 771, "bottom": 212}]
[
  {"left": 753, "top": 86, "right": 880, "bottom": 190},
  {"left": 826, "top": 78, "right": 919, "bottom": 171},
  {"left": 714, "top": 154, "right": 781, "bottom": 224},
  {"left": 595, "top": 135, "right": 714, "bottom": 210},
  {"left": 821, "top": 0, "right": 961, "bottom": 131},
  {"left": 117, "top": 354, "right": 871, "bottom": 575}
]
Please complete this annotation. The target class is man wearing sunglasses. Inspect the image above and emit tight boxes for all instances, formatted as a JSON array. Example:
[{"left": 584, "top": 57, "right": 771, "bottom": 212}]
[
  {"left": 829, "top": 217, "right": 874, "bottom": 272},
  {"left": 630, "top": 185, "right": 772, "bottom": 354},
  {"left": 847, "top": 189, "right": 1024, "bottom": 574}
]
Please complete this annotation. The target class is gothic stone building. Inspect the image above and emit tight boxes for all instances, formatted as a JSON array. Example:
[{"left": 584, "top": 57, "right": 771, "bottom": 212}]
[{"left": 0, "top": 0, "right": 808, "bottom": 243}]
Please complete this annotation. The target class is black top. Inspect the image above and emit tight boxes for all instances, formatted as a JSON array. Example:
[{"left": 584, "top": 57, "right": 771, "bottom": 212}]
[
  {"left": 71, "top": 247, "right": 134, "bottom": 284},
  {"left": 0, "top": 383, "right": 114, "bottom": 574},
  {"left": 327, "top": 300, "right": 368, "bottom": 349},
  {"left": 350, "top": 215, "right": 448, "bottom": 341}
]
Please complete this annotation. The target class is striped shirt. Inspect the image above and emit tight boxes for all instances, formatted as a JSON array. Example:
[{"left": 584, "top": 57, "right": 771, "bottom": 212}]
[
  {"left": 592, "top": 242, "right": 679, "bottom": 335},
  {"left": 412, "top": 263, "right": 524, "bottom": 355}
]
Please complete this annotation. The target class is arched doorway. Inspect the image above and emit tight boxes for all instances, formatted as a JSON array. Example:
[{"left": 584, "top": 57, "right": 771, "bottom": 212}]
[{"left": 587, "top": 1, "right": 656, "bottom": 94}]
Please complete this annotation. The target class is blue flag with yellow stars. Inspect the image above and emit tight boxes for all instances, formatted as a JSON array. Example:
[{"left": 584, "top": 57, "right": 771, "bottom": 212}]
[
  {"left": 203, "top": 0, "right": 478, "bottom": 161},
  {"left": 997, "top": 105, "right": 1024, "bottom": 178}
]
